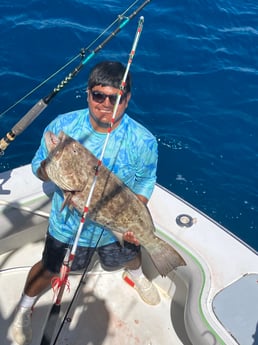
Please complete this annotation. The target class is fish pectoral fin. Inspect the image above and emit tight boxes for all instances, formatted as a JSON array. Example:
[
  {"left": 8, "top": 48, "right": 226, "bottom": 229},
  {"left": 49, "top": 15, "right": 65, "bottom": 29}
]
[
  {"left": 112, "top": 230, "right": 124, "bottom": 247},
  {"left": 60, "top": 192, "right": 74, "bottom": 211}
]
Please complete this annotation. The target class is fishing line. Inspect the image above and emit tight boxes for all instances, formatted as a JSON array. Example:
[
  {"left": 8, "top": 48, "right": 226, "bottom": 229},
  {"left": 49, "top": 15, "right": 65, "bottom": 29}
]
[
  {"left": 40, "top": 16, "right": 145, "bottom": 345},
  {"left": 50, "top": 230, "right": 104, "bottom": 345},
  {"left": 0, "top": 0, "right": 152, "bottom": 155},
  {"left": 0, "top": 0, "right": 141, "bottom": 120},
  {"left": 40, "top": 228, "right": 104, "bottom": 345}
]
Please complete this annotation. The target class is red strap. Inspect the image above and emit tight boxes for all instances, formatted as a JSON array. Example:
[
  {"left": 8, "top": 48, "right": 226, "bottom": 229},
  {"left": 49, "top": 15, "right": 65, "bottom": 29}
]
[{"left": 123, "top": 275, "right": 135, "bottom": 288}]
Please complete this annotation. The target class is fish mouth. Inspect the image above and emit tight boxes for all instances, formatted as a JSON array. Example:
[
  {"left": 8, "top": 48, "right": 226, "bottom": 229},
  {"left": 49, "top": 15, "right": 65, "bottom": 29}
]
[{"left": 45, "top": 131, "right": 85, "bottom": 192}]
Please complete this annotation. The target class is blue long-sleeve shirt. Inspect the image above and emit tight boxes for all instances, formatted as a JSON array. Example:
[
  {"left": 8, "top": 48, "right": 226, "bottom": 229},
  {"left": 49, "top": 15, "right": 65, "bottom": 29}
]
[{"left": 32, "top": 109, "right": 158, "bottom": 247}]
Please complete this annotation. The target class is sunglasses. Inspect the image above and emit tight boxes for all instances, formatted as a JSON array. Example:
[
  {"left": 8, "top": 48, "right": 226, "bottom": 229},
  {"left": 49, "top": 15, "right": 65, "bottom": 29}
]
[{"left": 90, "top": 90, "right": 126, "bottom": 106}]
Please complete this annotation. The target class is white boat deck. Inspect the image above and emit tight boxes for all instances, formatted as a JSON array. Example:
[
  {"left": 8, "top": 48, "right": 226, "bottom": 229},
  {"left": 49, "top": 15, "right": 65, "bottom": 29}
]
[
  {"left": 0, "top": 234, "right": 184, "bottom": 345},
  {"left": 1, "top": 165, "right": 258, "bottom": 345}
]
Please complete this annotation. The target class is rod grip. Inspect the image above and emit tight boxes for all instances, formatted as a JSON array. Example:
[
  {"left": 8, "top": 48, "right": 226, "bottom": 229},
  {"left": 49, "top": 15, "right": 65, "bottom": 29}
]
[
  {"left": 0, "top": 99, "right": 47, "bottom": 155},
  {"left": 12, "top": 99, "right": 48, "bottom": 135},
  {"left": 0, "top": 131, "right": 15, "bottom": 153}
]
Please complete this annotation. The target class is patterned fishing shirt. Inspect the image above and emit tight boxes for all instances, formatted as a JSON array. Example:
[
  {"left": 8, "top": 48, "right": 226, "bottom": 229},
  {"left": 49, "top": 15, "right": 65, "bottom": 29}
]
[{"left": 31, "top": 108, "right": 158, "bottom": 247}]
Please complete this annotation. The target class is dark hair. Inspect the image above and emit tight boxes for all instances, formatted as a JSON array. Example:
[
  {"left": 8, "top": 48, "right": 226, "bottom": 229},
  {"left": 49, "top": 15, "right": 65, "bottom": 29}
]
[{"left": 88, "top": 61, "right": 131, "bottom": 94}]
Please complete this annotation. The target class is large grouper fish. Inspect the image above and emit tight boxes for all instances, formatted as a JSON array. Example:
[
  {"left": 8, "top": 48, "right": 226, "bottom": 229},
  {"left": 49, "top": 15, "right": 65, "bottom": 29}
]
[{"left": 44, "top": 131, "right": 186, "bottom": 276}]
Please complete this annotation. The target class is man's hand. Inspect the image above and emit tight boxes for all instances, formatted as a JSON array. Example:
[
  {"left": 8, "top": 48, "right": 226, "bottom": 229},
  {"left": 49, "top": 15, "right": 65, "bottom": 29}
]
[{"left": 123, "top": 231, "right": 140, "bottom": 246}]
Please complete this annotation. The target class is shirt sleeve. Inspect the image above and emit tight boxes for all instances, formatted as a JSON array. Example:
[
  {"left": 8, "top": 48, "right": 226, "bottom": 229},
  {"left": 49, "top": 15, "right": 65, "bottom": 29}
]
[
  {"left": 31, "top": 129, "right": 48, "bottom": 177},
  {"left": 133, "top": 135, "right": 158, "bottom": 200},
  {"left": 31, "top": 116, "right": 62, "bottom": 177}
]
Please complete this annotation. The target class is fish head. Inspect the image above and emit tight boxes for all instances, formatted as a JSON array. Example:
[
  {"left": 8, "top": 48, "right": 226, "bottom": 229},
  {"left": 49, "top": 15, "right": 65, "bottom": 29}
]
[{"left": 44, "top": 131, "right": 88, "bottom": 192}]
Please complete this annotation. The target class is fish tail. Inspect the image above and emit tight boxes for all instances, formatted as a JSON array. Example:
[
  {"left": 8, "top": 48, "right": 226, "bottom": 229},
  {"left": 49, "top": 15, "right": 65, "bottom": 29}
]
[{"left": 145, "top": 239, "right": 186, "bottom": 277}]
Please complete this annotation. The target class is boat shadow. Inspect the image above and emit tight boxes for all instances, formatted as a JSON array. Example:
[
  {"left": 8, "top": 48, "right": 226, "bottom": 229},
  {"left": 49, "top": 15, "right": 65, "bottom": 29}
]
[
  {"left": 0, "top": 182, "right": 52, "bottom": 255},
  {"left": 1, "top": 281, "right": 110, "bottom": 345},
  {"left": 252, "top": 322, "right": 258, "bottom": 345},
  {"left": 57, "top": 291, "right": 110, "bottom": 345}
]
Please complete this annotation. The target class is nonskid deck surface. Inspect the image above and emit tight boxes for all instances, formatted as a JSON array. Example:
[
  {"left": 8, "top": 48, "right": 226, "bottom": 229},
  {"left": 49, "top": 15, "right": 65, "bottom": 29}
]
[{"left": 0, "top": 241, "right": 182, "bottom": 345}]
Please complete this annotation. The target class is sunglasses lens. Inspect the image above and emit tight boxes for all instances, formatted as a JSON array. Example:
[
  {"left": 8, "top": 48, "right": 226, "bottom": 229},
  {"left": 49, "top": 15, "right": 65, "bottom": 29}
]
[
  {"left": 91, "top": 91, "right": 106, "bottom": 103},
  {"left": 91, "top": 91, "right": 125, "bottom": 105},
  {"left": 108, "top": 95, "right": 117, "bottom": 105}
]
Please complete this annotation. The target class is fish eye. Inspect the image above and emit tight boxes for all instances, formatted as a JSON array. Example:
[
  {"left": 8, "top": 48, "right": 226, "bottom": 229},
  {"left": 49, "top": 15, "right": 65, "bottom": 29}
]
[{"left": 72, "top": 143, "right": 78, "bottom": 154}]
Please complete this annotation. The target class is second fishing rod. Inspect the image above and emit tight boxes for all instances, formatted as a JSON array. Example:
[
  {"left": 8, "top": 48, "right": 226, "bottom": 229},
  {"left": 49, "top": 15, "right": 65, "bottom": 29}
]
[{"left": 0, "top": 0, "right": 152, "bottom": 156}]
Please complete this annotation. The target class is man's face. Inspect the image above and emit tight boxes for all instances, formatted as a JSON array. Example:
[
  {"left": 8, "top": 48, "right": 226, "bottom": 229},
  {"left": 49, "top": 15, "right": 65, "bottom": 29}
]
[{"left": 87, "top": 85, "right": 131, "bottom": 131}]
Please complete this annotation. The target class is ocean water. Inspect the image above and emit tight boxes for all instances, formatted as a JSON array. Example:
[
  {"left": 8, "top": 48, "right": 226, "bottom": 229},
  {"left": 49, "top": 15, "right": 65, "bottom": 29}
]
[{"left": 0, "top": 0, "right": 257, "bottom": 251}]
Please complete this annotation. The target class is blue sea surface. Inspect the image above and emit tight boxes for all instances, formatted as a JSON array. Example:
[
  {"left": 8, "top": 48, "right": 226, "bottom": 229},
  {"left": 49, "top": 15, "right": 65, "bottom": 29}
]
[{"left": 0, "top": 0, "right": 257, "bottom": 251}]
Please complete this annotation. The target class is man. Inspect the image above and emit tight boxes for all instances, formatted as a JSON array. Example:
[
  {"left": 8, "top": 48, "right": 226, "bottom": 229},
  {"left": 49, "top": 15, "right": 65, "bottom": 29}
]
[{"left": 12, "top": 61, "right": 160, "bottom": 345}]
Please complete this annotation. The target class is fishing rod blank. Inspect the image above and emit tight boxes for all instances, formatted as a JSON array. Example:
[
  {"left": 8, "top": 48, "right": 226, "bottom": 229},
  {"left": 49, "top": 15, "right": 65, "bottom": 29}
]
[
  {"left": 39, "top": 15, "right": 145, "bottom": 345},
  {"left": 0, "top": 0, "right": 151, "bottom": 156},
  {"left": 0, "top": 0, "right": 140, "bottom": 119}
]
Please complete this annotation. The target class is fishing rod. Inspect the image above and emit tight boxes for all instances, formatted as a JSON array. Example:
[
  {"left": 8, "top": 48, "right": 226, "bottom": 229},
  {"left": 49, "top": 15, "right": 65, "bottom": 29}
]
[
  {"left": 40, "top": 16, "right": 145, "bottom": 345},
  {"left": 40, "top": 229, "right": 104, "bottom": 345},
  {"left": 0, "top": 0, "right": 141, "bottom": 118},
  {"left": 0, "top": 0, "right": 151, "bottom": 156}
]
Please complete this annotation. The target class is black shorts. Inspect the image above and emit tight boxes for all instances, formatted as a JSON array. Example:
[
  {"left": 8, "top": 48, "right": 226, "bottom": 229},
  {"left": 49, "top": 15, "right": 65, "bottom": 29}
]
[{"left": 42, "top": 232, "right": 141, "bottom": 273}]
